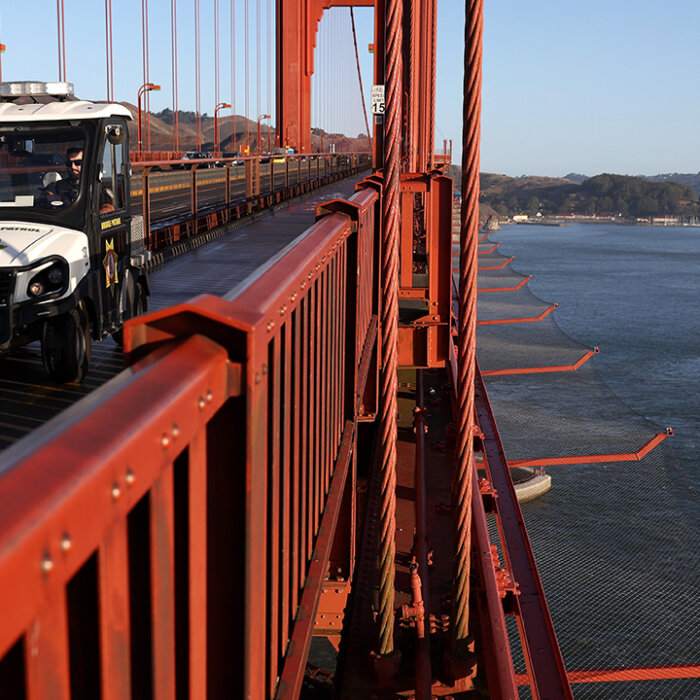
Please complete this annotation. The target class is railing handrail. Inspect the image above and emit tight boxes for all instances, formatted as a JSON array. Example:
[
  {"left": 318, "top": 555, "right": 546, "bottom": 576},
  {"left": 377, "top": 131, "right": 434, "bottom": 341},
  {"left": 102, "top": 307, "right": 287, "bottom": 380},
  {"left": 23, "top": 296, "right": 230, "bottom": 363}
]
[{"left": 0, "top": 182, "right": 379, "bottom": 699}]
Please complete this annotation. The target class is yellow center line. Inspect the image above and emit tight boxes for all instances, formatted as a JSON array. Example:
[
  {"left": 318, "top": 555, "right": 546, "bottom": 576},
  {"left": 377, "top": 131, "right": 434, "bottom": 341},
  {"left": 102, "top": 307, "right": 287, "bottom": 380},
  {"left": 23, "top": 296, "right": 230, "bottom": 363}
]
[{"left": 129, "top": 172, "right": 256, "bottom": 198}]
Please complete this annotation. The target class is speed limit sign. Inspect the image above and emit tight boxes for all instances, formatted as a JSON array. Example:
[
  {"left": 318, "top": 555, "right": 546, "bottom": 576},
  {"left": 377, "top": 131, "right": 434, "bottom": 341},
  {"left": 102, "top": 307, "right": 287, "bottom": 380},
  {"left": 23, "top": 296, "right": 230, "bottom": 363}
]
[{"left": 371, "top": 85, "right": 385, "bottom": 115}]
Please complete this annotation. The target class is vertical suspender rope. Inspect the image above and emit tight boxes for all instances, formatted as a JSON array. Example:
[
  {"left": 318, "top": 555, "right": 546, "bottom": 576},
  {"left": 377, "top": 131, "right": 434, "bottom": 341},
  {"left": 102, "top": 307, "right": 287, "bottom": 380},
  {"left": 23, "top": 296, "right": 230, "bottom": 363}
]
[
  {"left": 215, "top": 0, "right": 220, "bottom": 147},
  {"left": 256, "top": 0, "right": 261, "bottom": 143},
  {"left": 141, "top": 0, "right": 147, "bottom": 143},
  {"left": 453, "top": 0, "right": 483, "bottom": 652},
  {"left": 195, "top": 0, "right": 202, "bottom": 151},
  {"left": 105, "top": 0, "right": 114, "bottom": 101},
  {"left": 350, "top": 8, "right": 372, "bottom": 151},
  {"left": 231, "top": 0, "right": 236, "bottom": 154},
  {"left": 171, "top": 0, "right": 179, "bottom": 152},
  {"left": 267, "top": 0, "right": 272, "bottom": 147},
  {"left": 377, "top": 0, "right": 403, "bottom": 658},
  {"left": 144, "top": 0, "right": 151, "bottom": 151},
  {"left": 245, "top": 0, "right": 250, "bottom": 151},
  {"left": 57, "top": 0, "right": 66, "bottom": 82}
]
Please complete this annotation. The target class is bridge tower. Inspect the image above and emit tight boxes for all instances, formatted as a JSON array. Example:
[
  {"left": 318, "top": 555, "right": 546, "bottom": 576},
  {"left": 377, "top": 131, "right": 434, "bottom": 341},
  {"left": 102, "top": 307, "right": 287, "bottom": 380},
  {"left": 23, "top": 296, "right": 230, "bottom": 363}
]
[{"left": 276, "top": 0, "right": 374, "bottom": 153}]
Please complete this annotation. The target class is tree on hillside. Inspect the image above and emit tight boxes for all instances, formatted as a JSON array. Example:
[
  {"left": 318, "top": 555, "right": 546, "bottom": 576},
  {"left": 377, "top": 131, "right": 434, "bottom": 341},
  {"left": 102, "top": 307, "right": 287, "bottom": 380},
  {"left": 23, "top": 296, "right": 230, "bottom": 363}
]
[{"left": 526, "top": 196, "right": 540, "bottom": 216}]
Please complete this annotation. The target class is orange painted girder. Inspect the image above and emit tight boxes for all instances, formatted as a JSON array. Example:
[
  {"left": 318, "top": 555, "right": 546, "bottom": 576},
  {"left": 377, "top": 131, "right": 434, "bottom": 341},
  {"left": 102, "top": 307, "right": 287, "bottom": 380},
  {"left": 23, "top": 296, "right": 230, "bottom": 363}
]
[
  {"left": 508, "top": 431, "right": 673, "bottom": 468},
  {"left": 476, "top": 305, "right": 557, "bottom": 326},
  {"left": 481, "top": 348, "right": 598, "bottom": 376},
  {"left": 516, "top": 663, "right": 700, "bottom": 685}
]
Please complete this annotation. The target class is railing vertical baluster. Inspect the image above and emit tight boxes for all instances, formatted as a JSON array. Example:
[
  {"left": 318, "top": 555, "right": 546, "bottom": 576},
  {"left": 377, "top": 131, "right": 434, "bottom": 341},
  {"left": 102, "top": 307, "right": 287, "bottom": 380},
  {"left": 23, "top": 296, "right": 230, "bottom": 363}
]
[
  {"left": 99, "top": 520, "right": 132, "bottom": 700},
  {"left": 189, "top": 432, "right": 207, "bottom": 700},
  {"left": 301, "top": 295, "right": 310, "bottom": 580},
  {"left": 281, "top": 321, "right": 293, "bottom": 651},
  {"left": 340, "top": 244, "right": 348, "bottom": 427},
  {"left": 150, "top": 462, "right": 176, "bottom": 700},
  {"left": 292, "top": 306, "right": 302, "bottom": 612},
  {"left": 190, "top": 167, "right": 198, "bottom": 234},
  {"left": 310, "top": 278, "right": 318, "bottom": 532},
  {"left": 248, "top": 330, "right": 270, "bottom": 700},
  {"left": 330, "top": 257, "right": 339, "bottom": 458},
  {"left": 321, "top": 268, "right": 330, "bottom": 494},
  {"left": 268, "top": 334, "right": 282, "bottom": 697},
  {"left": 25, "top": 594, "right": 71, "bottom": 700}
]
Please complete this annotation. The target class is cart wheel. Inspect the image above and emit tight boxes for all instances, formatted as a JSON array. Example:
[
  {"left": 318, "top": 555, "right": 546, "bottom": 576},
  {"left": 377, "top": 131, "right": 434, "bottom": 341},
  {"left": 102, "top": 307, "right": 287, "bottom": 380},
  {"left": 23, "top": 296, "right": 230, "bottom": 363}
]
[{"left": 42, "top": 306, "right": 91, "bottom": 383}]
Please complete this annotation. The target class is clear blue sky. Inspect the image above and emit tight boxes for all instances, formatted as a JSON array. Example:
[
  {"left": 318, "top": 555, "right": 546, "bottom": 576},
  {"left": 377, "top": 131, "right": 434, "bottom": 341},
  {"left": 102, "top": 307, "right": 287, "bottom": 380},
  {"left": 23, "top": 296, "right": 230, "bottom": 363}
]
[{"left": 1, "top": 1, "right": 699, "bottom": 177}]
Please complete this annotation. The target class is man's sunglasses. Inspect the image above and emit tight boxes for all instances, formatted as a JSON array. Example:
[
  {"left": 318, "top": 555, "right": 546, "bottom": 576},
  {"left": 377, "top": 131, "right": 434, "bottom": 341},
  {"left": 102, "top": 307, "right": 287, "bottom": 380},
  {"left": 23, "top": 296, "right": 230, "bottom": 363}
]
[{"left": 67, "top": 159, "right": 82, "bottom": 166}]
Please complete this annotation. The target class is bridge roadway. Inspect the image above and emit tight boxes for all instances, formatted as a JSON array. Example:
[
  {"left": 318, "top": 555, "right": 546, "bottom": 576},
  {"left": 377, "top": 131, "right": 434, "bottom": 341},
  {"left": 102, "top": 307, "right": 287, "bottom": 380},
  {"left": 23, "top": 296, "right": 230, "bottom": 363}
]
[{"left": 0, "top": 174, "right": 364, "bottom": 454}]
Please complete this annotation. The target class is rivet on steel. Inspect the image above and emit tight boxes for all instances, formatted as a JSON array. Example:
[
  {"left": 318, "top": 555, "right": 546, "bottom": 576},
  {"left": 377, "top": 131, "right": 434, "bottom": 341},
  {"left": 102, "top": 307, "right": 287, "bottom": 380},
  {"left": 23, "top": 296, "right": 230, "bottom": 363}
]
[
  {"left": 262, "top": 364, "right": 269, "bottom": 374},
  {"left": 198, "top": 396, "right": 206, "bottom": 410},
  {"left": 112, "top": 482, "right": 122, "bottom": 500},
  {"left": 290, "top": 292, "right": 297, "bottom": 302},
  {"left": 125, "top": 469, "right": 136, "bottom": 486},
  {"left": 315, "top": 263, "right": 320, "bottom": 271},
  {"left": 255, "top": 373, "right": 261, "bottom": 384},
  {"left": 206, "top": 390, "right": 213, "bottom": 403},
  {"left": 161, "top": 434, "right": 170, "bottom": 449},
  {"left": 172, "top": 423, "right": 180, "bottom": 438},
  {"left": 308, "top": 271, "right": 313, "bottom": 280},
  {"left": 267, "top": 321, "right": 274, "bottom": 332},
  {"left": 60, "top": 534, "right": 72, "bottom": 552},
  {"left": 41, "top": 553, "right": 54, "bottom": 574},
  {"left": 280, "top": 304, "right": 287, "bottom": 316}
]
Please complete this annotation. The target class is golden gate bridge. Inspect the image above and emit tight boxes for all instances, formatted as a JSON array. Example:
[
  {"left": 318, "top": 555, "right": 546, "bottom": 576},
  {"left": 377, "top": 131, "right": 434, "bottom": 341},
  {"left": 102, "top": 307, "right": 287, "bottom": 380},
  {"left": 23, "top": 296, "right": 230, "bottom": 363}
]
[{"left": 0, "top": 2, "right": 698, "bottom": 698}]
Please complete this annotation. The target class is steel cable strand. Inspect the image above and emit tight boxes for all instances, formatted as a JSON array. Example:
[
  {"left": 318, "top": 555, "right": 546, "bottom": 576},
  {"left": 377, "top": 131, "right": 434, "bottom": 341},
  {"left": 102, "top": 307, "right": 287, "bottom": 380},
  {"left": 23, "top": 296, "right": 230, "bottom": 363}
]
[
  {"left": 350, "top": 8, "right": 373, "bottom": 150},
  {"left": 453, "top": 0, "right": 483, "bottom": 650},
  {"left": 377, "top": 0, "right": 404, "bottom": 658}
]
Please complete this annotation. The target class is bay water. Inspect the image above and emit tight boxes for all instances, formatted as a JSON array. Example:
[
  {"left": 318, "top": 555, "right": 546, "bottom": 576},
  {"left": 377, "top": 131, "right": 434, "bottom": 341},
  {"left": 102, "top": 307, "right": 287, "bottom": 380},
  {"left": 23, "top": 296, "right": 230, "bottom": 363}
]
[
  {"left": 492, "top": 221, "right": 699, "bottom": 487},
  {"left": 486, "top": 222, "right": 699, "bottom": 696}
]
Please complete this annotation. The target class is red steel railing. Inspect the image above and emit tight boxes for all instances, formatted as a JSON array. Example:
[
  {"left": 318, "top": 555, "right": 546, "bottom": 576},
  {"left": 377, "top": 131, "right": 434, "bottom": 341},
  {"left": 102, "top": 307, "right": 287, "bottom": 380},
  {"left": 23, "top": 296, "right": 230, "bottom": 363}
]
[
  {"left": 0, "top": 188, "right": 380, "bottom": 699},
  {"left": 131, "top": 153, "right": 371, "bottom": 251}
]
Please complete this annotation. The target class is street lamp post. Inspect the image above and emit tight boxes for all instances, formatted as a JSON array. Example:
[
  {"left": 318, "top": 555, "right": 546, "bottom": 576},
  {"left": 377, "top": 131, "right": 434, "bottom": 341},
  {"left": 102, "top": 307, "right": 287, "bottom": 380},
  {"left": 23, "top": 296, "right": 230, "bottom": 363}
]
[
  {"left": 214, "top": 102, "right": 231, "bottom": 155},
  {"left": 257, "top": 114, "right": 271, "bottom": 155},
  {"left": 137, "top": 83, "right": 161, "bottom": 153}
]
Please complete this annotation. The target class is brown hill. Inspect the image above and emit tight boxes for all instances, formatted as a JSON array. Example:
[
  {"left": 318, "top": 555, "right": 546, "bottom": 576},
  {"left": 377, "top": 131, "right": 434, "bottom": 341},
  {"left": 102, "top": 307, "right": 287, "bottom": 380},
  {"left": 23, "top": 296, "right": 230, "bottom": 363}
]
[{"left": 121, "top": 103, "right": 370, "bottom": 154}]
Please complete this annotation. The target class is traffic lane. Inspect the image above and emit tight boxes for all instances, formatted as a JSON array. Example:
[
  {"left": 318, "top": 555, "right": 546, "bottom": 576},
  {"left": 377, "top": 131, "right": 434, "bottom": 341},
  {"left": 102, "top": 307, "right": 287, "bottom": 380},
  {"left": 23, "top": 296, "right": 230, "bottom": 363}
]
[
  {"left": 146, "top": 174, "right": 363, "bottom": 310},
  {"left": 129, "top": 161, "right": 323, "bottom": 217}
]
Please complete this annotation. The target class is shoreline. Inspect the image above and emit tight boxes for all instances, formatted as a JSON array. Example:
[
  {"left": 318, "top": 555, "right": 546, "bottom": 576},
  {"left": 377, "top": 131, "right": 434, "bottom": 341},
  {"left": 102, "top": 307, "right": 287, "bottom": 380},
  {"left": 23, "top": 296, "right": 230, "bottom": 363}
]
[{"left": 499, "top": 219, "right": 700, "bottom": 228}]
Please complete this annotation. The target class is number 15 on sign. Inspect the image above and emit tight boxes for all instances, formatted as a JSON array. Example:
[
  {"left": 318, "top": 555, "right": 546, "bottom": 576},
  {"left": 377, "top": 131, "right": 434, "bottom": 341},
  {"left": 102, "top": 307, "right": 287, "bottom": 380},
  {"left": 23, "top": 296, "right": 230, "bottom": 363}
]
[{"left": 371, "top": 85, "right": 385, "bottom": 115}]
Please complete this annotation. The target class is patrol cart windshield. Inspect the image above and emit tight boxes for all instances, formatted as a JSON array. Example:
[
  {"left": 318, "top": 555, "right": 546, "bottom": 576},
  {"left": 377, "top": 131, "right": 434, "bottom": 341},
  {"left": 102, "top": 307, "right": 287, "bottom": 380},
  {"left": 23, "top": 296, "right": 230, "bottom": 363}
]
[{"left": 0, "top": 128, "right": 87, "bottom": 216}]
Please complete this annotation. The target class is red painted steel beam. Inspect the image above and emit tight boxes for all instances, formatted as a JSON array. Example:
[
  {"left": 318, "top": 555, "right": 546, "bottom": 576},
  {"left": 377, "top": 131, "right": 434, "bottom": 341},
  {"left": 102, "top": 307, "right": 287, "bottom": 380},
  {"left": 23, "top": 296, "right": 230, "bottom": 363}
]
[
  {"left": 508, "top": 430, "right": 673, "bottom": 468},
  {"left": 478, "top": 276, "right": 531, "bottom": 293},
  {"left": 478, "top": 256, "right": 514, "bottom": 271},
  {"left": 478, "top": 241, "right": 501, "bottom": 254},
  {"left": 515, "top": 663, "right": 700, "bottom": 685},
  {"left": 470, "top": 461, "right": 519, "bottom": 698},
  {"left": 0, "top": 336, "right": 236, "bottom": 662},
  {"left": 476, "top": 304, "right": 557, "bottom": 326},
  {"left": 482, "top": 348, "right": 598, "bottom": 377},
  {"left": 473, "top": 362, "right": 574, "bottom": 699}
]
